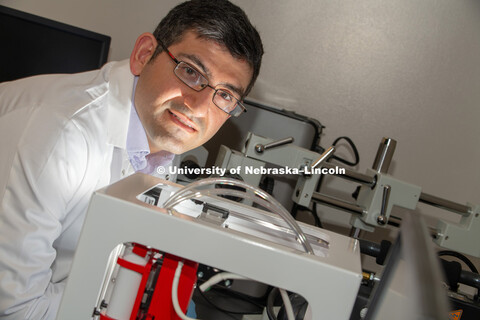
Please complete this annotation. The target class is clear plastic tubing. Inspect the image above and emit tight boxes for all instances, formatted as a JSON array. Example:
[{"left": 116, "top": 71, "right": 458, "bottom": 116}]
[{"left": 164, "top": 177, "right": 314, "bottom": 255}]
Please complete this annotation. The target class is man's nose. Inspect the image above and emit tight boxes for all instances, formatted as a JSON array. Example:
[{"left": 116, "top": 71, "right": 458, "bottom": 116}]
[{"left": 183, "top": 87, "right": 212, "bottom": 118}]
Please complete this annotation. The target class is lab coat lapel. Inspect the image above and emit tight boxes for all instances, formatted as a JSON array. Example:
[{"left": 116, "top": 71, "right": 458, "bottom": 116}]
[{"left": 104, "top": 60, "right": 134, "bottom": 149}]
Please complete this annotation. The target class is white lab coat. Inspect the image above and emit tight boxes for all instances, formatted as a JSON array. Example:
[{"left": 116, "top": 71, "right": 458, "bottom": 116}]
[{"left": 0, "top": 60, "right": 135, "bottom": 319}]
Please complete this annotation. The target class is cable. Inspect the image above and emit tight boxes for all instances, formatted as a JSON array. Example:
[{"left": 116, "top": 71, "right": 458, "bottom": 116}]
[
  {"left": 279, "top": 289, "right": 295, "bottom": 320},
  {"left": 292, "top": 203, "right": 322, "bottom": 228},
  {"left": 438, "top": 251, "right": 480, "bottom": 302},
  {"left": 266, "top": 288, "right": 279, "bottom": 320},
  {"left": 197, "top": 272, "right": 266, "bottom": 315},
  {"left": 314, "top": 136, "right": 360, "bottom": 167},
  {"left": 438, "top": 250, "right": 479, "bottom": 274},
  {"left": 331, "top": 136, "right": 360, "bottom": 166},
  {"left": 172, "top": 261, "right": 200, "bottom": 320},
  {"left": 199, "top": 272, "right": 250, "bottom": 292}
]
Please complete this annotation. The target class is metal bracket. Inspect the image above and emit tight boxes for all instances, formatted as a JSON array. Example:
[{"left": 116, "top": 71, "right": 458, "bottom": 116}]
[{"left": 434, "top": 203, "right": 480, "bottom": 258}]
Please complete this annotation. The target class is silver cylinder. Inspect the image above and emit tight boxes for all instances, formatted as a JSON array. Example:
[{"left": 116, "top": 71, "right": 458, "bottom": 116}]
[
  {"left": 311, "top": 192, "right": 365, "bottom": 215},
  {"left": 311, "top": 146, "right": 335, "bottom": 169},
  {"left": 372, "top": 137, "right": 397, "bottom": 173},
  {"left": 419, "top": 192, "right": 471, "bottom": 217}
]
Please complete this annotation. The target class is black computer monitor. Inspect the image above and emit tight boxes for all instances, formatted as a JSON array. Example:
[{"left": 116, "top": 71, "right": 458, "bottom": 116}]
[{"left": 0, "top": 5, "right": 111, "bottom": 82}]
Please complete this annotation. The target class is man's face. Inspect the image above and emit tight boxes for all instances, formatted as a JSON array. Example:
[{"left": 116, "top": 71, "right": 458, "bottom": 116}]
[{"left": 133, "top": 31, "right": 253, "bottom": 154}]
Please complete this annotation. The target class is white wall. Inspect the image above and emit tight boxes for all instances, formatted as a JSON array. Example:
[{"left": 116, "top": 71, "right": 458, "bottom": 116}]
[{"left": 2, "top": 0, "right": 479, "bottom": 234}]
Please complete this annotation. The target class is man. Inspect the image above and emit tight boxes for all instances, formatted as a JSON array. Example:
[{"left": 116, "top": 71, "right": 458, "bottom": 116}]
[{"left": 0, "top": 0, "right": 263, "bottom": 319}]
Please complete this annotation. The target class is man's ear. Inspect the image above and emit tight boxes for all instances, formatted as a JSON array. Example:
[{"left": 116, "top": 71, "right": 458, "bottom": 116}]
[{"left": 130, "top": 33, "right": 158, "bottom": 76}]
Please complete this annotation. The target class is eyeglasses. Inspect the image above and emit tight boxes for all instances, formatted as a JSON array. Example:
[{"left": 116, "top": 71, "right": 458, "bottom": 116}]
[{"left": 159, "top": 42, "right": 246, "bottom": 117}]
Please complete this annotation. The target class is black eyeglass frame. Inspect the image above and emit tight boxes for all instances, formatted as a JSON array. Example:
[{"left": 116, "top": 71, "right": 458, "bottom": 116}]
[{"left": 157, "top": 41, "right": 247, "bottom": 117}]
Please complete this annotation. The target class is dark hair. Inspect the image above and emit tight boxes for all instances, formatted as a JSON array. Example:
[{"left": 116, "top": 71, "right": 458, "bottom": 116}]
[{"left": 151, "top": 0, "right": 263, "bottom": 97}]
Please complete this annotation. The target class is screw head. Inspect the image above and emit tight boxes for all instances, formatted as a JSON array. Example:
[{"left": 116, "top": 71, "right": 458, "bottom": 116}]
[
  {"left": 377, "top": 215, "right": 387, "bottom": 225},
  {"left": 255, "top": 144, "right": 264, "bottom": 153}
]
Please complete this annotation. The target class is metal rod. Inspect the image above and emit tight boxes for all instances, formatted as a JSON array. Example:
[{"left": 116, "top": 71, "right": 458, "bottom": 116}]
[
  {"left": 419, "top": 192, "right": 471, "bottom": 217},
  {"left": 322, "top": 163, "right": 376, "bottom": 187},
  {"left": 321, "top": 163, "right": 470, "bottom": 217},
  {"left": 255, "top": 137, "right": 294, "bottom": 153},
  {"left": 311, "top": 146, "right": 335, "bottom": 169},
  {"left": 349, "top": 227, "right": 362, "bottom": 239},
  {"left": 311, "top": 192, "right": 365, "bottom": 215},
  {"left": 372, "top": 137, "right": 397, "bottom": 173},
  {"left": 377, "top": 185, "right": 391, "bottom": 225}
]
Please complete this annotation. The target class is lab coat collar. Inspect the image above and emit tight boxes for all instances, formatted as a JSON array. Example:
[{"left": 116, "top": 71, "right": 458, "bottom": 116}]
[{"left": 103, "top": 59, "right": 135, "bottom": 149}]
